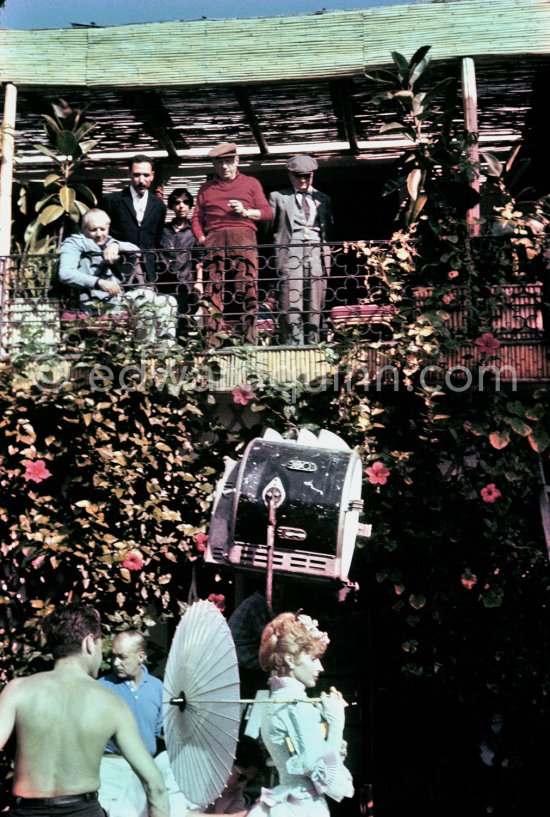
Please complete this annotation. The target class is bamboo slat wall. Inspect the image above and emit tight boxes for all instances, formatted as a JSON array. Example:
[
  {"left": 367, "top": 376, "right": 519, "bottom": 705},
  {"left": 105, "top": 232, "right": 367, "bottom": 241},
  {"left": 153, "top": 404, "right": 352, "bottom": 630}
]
[
  {"left": 206, "top": 342, "right": 550, "bottom": 392},
  {"left": 0, "top": 0, "right": 548, "bottom": 89}
]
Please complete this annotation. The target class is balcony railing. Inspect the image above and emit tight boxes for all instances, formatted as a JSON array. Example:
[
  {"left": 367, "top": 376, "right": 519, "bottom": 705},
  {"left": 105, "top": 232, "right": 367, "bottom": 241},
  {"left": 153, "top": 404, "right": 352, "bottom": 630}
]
[{"left": 1, "top": 241, "right": 548, "bottom": 388}]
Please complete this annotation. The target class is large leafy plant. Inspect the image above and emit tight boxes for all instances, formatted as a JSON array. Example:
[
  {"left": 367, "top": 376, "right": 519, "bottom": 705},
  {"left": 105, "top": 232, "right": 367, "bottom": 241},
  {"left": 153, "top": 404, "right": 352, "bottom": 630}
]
[{"left": 21, "top": 100, "right": 98, "bottom": 251}]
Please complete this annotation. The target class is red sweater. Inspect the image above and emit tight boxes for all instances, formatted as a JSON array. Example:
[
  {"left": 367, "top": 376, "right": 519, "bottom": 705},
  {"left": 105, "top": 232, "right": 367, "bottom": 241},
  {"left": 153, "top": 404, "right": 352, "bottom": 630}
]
[{"left": 191, "top": 173, "right": 272, "bottom": 241}]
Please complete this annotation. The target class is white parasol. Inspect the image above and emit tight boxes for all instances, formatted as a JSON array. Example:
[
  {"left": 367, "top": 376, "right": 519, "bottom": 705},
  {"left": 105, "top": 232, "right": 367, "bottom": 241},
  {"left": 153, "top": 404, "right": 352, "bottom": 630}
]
[{"left": 163, "top": 599, "right": 241, "bottom": 809}]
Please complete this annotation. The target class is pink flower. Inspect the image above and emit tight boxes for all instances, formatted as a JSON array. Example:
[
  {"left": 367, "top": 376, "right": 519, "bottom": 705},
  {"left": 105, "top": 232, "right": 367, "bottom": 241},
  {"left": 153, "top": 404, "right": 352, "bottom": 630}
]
[
  {"left": 447, "top": 270, "right": 459, "bottom": 280},
  {"left": 480, "top": 483, "right": 502, "bottom": 503},
  {"left": 232, "top": 383, "right": 255, "bottom": 406},
  {"left": 22, "top": 459, "right": 52, "bottom": 483},
  {"left": 194, "top": 532, "right": 208, "bottom": 552},
  {"left": 366, "top": 461, "right": 390, "bottom": 485},
  {"left": 207, "top": 593, "right": 226, "bottom": 612},
  {"left": 442, "top": 293, "right": 455, "bottom": 305},
  {"left": 461, "top": 572, "right": 478, "bottom": 590},
  {"left": 475, "top": 333, "right": 502, "bottom": 356},
  {"left": 32, "top": 554, "right": 46, "bottom": 568},
  {"left": 122, "top": 549, "right": 144, "bottom": 571}
]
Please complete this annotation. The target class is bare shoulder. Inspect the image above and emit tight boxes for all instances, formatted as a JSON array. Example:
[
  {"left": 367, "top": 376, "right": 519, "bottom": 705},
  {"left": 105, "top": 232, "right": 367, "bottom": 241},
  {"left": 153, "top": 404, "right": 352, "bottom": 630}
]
[
  {"left": 94, "top": 683, "right": 133, "bottom": 717},
  {"left": 0, "top": 675, "right": 26, "bottom": 699}
]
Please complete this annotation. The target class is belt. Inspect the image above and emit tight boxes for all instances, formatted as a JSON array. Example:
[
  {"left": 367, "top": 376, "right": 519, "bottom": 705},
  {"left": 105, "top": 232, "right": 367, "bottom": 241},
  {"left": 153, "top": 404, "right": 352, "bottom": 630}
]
[{"left": 12, "top": 792, "right": 98, "bottom": 807}]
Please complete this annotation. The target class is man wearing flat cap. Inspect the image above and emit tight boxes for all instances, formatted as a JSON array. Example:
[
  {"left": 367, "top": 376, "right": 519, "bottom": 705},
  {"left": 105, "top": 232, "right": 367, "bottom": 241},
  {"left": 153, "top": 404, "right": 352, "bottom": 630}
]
[
  {"left": 191, "top": 142, "right": 272, "bottom": 344},
  {"left": 269, "top": 155, "right": 333, "bottom": 345}
]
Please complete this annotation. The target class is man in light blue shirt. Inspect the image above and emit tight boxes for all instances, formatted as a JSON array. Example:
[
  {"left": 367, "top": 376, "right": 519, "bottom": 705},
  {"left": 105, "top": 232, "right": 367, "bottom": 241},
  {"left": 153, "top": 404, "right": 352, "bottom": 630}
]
[
  {"left": 98, "top": 632, "right": 242, "bottom": 817},
  {"left": 98, "top": 631, "right": 163, "bottom": 757},
  {"left": 59, "top": 209, "right": 177, "bottom": 344}
]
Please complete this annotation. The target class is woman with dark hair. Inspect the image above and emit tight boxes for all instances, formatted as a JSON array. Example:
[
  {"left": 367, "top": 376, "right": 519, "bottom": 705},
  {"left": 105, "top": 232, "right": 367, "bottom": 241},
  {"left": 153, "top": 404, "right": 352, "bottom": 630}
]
[{"left": 247, "top": 612, "right": 353, "bottom": 816}]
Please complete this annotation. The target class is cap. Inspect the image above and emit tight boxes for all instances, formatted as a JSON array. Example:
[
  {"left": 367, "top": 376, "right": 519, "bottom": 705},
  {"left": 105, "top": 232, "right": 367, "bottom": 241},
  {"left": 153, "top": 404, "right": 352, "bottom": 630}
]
[
  {"left": 286, "top": 155, "right": 318, "bottom": 174},
  {"left": 208, "top": 142, "right": 238, "bottom": 159}
]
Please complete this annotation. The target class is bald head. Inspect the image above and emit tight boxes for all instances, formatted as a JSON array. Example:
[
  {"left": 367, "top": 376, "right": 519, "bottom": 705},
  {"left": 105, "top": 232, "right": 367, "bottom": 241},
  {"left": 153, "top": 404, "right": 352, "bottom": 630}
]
[
  {"left": 83, "top": 208, "right": 111, "bottom": 246},
  {"left": 111, "top": 630, "right": 147, "bottom": 684}
]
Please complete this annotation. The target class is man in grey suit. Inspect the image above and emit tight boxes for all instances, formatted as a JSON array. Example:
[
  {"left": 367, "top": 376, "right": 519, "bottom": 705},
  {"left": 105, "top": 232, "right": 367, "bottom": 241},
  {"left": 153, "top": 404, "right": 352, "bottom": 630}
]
[{"left": 269, "top": 155, "right": 333, "bottom": 345}]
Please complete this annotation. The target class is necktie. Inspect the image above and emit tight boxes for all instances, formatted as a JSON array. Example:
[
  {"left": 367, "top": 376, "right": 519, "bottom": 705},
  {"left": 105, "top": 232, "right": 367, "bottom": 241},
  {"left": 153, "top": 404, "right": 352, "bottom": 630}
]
[{"left": 302, "top": 192, "right": 311, "bottom": 221}]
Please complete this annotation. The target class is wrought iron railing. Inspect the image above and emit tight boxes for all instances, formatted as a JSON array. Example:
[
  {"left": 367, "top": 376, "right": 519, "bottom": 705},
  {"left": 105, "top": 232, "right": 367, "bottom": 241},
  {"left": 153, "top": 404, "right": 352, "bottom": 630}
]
[{"left": 0, "top": 240, "right": 547, "bottom": 357}]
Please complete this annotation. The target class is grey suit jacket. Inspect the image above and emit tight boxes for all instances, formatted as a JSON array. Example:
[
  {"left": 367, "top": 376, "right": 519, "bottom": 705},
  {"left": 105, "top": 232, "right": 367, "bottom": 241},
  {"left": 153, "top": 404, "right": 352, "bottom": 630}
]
[{"left": 268, "top": 187, "right": 333, "bottom": 273}]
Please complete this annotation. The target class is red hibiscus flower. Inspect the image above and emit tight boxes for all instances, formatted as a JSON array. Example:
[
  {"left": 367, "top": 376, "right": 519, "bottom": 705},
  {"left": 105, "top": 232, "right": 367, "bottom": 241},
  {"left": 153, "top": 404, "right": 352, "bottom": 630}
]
[
  {"left": 232, "top": 383, "right": 255, "bottom": 406},
  {"left": 22, "top": 459, "right": 52, "bottom": 483},
  {"left": 366, "top": 461, "right": 390, "bottom": 485},
  {"left": 122, "top": 549, "right": 144, "bottom": 571},
  {"left": 194, "top": 532, "right": 208, "bottom": 552},
  {"left": 480, "top": 483, "right": 502, "bottom": 503},
  {"left": 474, "top": 333, "right": 502, "bottom": 356},
  {"left": 461, "top": 572, "right": 478, "bottom": 590},
  {"left": 207, "top": 593, "right": 226, "bottom": 613}
]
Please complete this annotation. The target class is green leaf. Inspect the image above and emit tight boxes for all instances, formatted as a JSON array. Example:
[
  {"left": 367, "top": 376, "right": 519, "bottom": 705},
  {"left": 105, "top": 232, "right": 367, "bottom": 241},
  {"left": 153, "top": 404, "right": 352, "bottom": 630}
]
[
  {"left": 481, "top": 151, "right": 503, "bottom": 178},
  {"left": 489, "top": 430, "right": 510, "bottom": 450},
  {"left": 79, "top": 139, "right": 99, "bottom": 156},
  {"left": 420, "top": 77, "right": 455, "bottom": 109},
  {"left": 409, "top": 44, "right": 431, "bottom": 71},
  {"left": 37, "top": 204, "right": 65, "bottom": 226},
  {"left": 379, "top": 122, "right": 406, "bottom": 134},
  {"left": 364, "top": 70, "right": 397, "bottom": 85},
  {"left": 43, "top": 173, "right": 62, "bottom": 188},
  {"left": 407, "top": 168, "right": 422, "bottom": 201},
  {"left": 71, "top": 183, "right": 97, "bottom": 205},
  {"left": 74, "top": 122, "right": 97, "bottom": 142},
  {"left": 405, "top": 193, "right": 428, "bottom": 226},
  {"left": 35, "top": 193, "right": 56, "bottom": 213},
  {"left": 408, "top": 593, "right": 426, "bottom": 610},
  {"left": 391, "top": 50, "right": 409, "bottom": 82},
  {"left": 73, "top": 200, "right": 90, "bottom": 217},
  {"left": 60, "top": 186, "right": 76, "bottom": 213},
  {"left": 23, "top": 217, "right": 40, "bottom": 244},
  {"left": 56, "top": 130, "right": 78, "bottom": 156},
  {"left": 409, "top": 48, "right": 432, "bottom": 87},
  {"left": 525, "top": 404, "right": 545, "bottom": 421},
  {"left": 528, "top": 429, "right": 550, "bottom": 453},
  {"left": 508, "top": 417, "right": 531, "bottom": 437},
  {"left": 482, "top": 588, "right": 503, "bottom": 608},
  {"left": 33, "top": 143, "right": 62, "bottom": 162},
  {"left": 506, "top": 401, "right": 525, "bottom": 417},
  {"left": 41, "top": 114, "right": 62, "bottom": 135}
]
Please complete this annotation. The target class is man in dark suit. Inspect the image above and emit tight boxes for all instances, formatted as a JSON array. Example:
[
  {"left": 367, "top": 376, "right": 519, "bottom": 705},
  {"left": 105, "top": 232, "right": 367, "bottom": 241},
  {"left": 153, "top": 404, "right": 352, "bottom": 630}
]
[
  {"left": 104, "top": 154, "right": 167, "bottom": 282},
  {"left": 269, "top": 155, "right": 333, "bottom": 345}
]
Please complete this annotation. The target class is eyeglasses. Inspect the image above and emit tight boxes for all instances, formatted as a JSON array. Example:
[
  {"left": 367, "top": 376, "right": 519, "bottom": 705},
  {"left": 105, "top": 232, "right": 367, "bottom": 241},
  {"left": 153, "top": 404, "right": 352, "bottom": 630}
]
[{"left": 291, "top": 172, "right": 312, "bottom": 179}]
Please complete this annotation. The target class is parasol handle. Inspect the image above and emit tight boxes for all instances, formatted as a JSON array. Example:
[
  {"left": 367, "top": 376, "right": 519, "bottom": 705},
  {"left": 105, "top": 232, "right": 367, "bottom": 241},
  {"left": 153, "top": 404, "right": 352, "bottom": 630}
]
[
  {"left": 265, "top": 489, "right": 281, "bottom": 617},
  {"left": 169, "top": 691, "right": 187, "bottom": 711},
  {"left": 165, "top": 697, "right": 358, "bottom": 705}
]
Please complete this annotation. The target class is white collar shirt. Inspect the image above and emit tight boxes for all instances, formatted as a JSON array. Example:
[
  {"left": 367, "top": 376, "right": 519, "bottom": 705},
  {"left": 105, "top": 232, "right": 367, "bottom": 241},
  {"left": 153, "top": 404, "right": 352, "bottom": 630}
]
[{"left": 130, "top": 186, "right": 148, "bottom": 224}]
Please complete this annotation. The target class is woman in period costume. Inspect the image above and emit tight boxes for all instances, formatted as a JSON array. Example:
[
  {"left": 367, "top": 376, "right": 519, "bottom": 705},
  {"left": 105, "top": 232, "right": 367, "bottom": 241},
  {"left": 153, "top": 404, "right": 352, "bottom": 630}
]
[{"left": 248, "top": 612, "right": 353, "bottom": 816}]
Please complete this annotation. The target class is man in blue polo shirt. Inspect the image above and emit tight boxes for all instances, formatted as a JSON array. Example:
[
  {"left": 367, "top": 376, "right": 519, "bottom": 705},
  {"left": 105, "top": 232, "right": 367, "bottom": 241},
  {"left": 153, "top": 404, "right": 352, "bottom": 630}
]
[
  {"left": 97, "top": 631, "right": 244, "bottom": 817},
  {"left": 99, "top": 631, "right": 162, "bottom": 757},
  {"left": 98, "top": 630, "right": 172, "bottom": 816}
]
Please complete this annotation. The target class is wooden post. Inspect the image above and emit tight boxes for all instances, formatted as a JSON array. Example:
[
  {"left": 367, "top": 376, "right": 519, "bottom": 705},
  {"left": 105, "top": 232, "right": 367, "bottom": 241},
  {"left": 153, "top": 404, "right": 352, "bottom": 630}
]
[
  {"left": 0, "top": 82, "right": 17, "bottom": 352},
  {"left": 0, "top": 82, "right": 17, "bottom": 257},
  {"left": 461, "top": 58, "right": 480, "bottom": 238}
]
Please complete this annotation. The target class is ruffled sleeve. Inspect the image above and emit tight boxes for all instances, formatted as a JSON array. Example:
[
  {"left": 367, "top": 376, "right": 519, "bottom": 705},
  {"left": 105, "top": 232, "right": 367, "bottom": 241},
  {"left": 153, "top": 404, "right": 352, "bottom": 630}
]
[{"left": 275, "top": 699, "right": 354, "bottom": 802}]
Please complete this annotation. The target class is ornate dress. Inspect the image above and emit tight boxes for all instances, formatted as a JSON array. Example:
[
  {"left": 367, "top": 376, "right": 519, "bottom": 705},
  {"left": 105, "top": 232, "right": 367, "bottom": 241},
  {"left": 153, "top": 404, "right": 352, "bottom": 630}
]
[{"left": 248, "top": 676, "right": 353, "bottom": 816}]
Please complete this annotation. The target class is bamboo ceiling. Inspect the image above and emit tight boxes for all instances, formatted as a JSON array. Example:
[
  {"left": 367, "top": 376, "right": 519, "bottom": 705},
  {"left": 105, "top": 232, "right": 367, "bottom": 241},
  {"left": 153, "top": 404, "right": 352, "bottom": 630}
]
[{"left": 1, "top": 0, "right": 548, "bottom": 196}]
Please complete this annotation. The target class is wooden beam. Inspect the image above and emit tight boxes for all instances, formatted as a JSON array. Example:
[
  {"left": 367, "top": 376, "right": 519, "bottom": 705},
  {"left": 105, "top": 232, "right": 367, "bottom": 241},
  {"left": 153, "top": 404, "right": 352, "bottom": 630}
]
[
  {"left": 120, "top": 90, "right": 188, "bottom": 158},
  {"left": 330, "top": 79, "right": 359, "bottom": 154},
  {"left": 461, "top": 57, "right": 481, "bottom": 238},
  {"left": 234, "top": 87, "right": 269, "bottom": 157}
]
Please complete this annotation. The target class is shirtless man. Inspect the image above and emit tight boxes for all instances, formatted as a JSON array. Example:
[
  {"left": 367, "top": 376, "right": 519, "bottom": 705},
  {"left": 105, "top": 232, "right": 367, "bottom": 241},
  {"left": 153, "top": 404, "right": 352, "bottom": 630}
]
[{"left": 0, "top": 604, "right": 169, "bottom": 817}]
